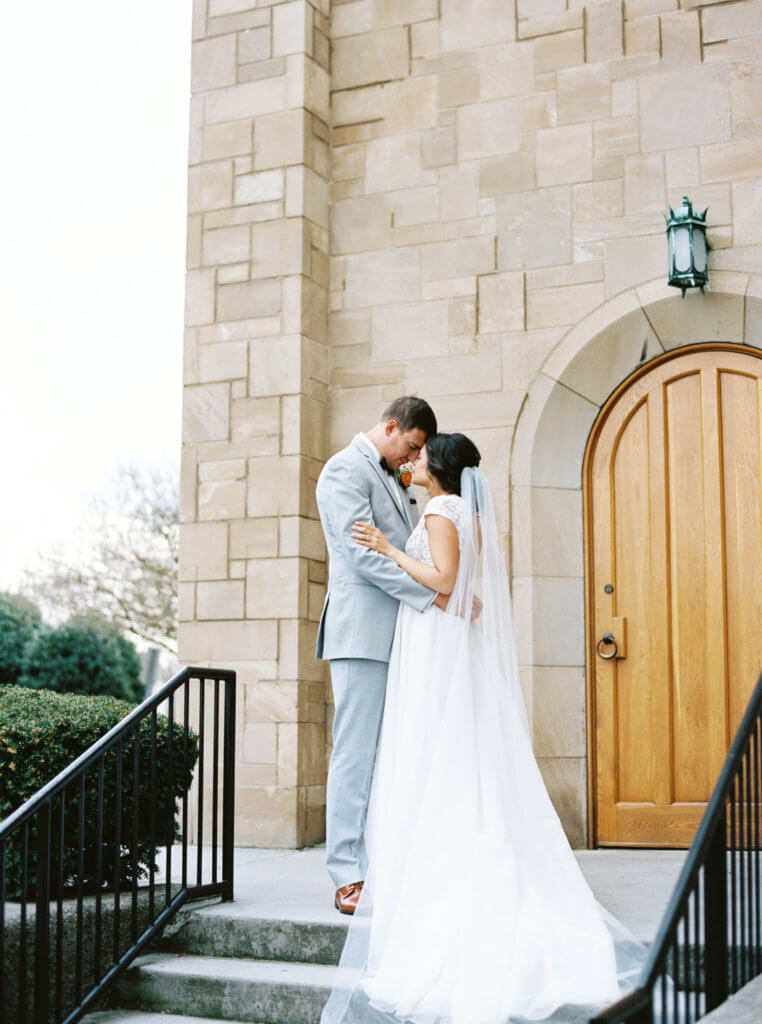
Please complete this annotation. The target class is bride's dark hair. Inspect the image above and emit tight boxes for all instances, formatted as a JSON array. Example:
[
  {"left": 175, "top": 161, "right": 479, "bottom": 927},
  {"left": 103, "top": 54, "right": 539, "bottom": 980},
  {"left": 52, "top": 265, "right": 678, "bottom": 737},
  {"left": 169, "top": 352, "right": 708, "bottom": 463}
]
[{"left": 425, "top": 433, "right": 481, "bottom": 496}]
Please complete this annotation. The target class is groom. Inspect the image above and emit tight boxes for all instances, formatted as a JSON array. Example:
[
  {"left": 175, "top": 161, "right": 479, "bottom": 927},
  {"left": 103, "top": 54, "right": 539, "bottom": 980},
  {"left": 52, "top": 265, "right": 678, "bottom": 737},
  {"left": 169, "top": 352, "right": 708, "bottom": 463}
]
[{"left": 315, "top": 396, "right": 443, "bottom": 914}]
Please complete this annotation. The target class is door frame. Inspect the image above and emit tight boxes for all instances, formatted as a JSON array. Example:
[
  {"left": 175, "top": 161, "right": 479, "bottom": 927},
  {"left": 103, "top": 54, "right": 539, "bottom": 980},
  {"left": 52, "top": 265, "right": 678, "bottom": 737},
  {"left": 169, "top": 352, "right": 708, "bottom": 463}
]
[{"left": 581, "top": 341, "right": 762, "bottom": 848}]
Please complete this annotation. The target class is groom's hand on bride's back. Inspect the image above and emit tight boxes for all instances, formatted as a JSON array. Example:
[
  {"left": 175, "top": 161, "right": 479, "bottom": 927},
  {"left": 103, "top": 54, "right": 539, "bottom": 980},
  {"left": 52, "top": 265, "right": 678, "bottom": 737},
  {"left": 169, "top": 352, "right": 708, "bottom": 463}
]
[{"left": 432, "top": 592, "right": 483, "bottom": 620}]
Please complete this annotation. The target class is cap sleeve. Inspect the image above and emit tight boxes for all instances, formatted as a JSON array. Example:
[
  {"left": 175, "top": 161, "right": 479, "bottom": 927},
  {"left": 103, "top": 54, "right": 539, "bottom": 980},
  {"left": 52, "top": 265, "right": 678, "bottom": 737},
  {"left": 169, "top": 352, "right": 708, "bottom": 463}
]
[{"left": 423, "top": 494, "right": 463, "bottom": 525}]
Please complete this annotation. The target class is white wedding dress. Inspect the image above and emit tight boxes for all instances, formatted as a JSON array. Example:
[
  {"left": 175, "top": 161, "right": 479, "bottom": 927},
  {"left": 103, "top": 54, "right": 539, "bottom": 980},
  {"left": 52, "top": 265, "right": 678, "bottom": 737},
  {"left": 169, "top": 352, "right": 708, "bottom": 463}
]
[{"left": 321, "top": 470, "right": 648, "bottom": 1024}]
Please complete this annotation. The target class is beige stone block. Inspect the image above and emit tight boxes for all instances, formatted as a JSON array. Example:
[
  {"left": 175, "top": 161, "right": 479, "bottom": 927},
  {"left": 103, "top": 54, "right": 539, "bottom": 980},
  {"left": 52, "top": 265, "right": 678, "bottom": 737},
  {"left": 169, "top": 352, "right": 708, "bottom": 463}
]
[
  {"left": 521, "top": 92, "right": 557, "bottom": 132},
  {"left": 457, "top": 99, "right": 521, "bottom": 161},
  {"left": 280, "top": 393, "right": 325, "bottom": 460},
  {"left": 179, "top": 522, "right": 229, "bottom": 581},
  {"left": 178, "top": 582, "right": 195, "bottom": 621},
  {"left": 390, "top": 187, "right": 439, "bottom": 227},
  {"left": 365, "top": 134, "right": 422, "bottom": 194},
  {"left": 518, "top": 9, "right": 582, "bottom": 39},
  {"left": 534, "top": 30, "right": 584, "bottom": 74},
  {"left": 209, "top": 0, "right": 257, "bottom": 15},
  {"left": 254, "top": 109, "right": 305, "bottom": 170},
  {"left": 501, "top": 328, "right": 563, "bottom": 391},
  {"left": 406, "top": 350, "right": 502, "bottom": 396},
  {"left": 234, "top": 169, "right": 284, "bottom": 205},
  {"left": 477, "top": 272, "right": 524, "bottom": 333},
  {"left": 188, "top": 161, "right": 233, "bottom": 214},
  {"left": 183, "top": 383, "right": 230, "bottom": 443},
  {"left": 201, "top": 225, "right": 250, "bottom": 266},
  {"left": 249, "top": 335, "right": 304, "bottom": 396},
  {"left": 478, "top": 43, "right": 534, "bottom": 101},
  {"left": 272, "top": 1, "right": 309, "bottom": 56},
  {"left": 659, "top": 10, "right": 700, "bottom": 66},
  {"left": 198, "top": 479, "right": 246, "bottom": 520},
  {"left": 557, "top": 65, "right": 611, "bottom": 125},
  {"left": 441, "top": 0, "right": 515, "bottom": 51},
  {"left": 245, "top": 679, "right": 298, "bottom": 725},
  {"left": 246, "top": 558, "right": 301, "bottom": 618},
  {"left": 497, "top": 187, "right": 572, "bottom": 270},
  {"left": 343, "top": 247, "right": 420, "bottom": 308},
  {"left": 479, "top": 152, "right": 536, "bottom": 197},
  {"left": 206, "top": 77, "right": 288, "bottom": 125},
  {"left": 665, "top": 148, "right": 699, "bottom": 190},
  {"left": 640, "top": 65, "right": 731, "bottom": 152},
  {"left": 198, "top": 341, "right": 248, "bottom": 383},
  {"left": 332, "top": 27, "right": 408, "bottom": 90},
  {"left": 438, "top": 68, "right": 479, "bottom": 109},
  {"left": 248, "top": 455, "right": 301, "bottom": 516},
  {"left": 421, "top": 236, "right": 494, "bottom": 282},
  {"left": 533, "top": 576, "right": 585, "bottom": 666},
  {"left": 411, "top": 19, "right": 440, "bottom": 58},
  {"left": 238, "top": 26, "right": 271, "bottom": 63},
  {"left": 439, "top": 163, "right": 479, "bottom": 222},
  {"left": 731, "top": 76, "right": 762, "bottom": 124},
  {"left": 700, "top": 137, "right": 762, "bottom": 184},
  {"left": 666, "top": 183, "right": 730, "bottom": 227},
  {"left": 624, "top": 15, "right": 660, "bottom": 56},
  {"left": 279, "top": 516, "right": 325, "bottom": 560},
  {"left": 585, "top": 1, "right": 623, "bottom": 63},
  {"left": 535, "top": 757, "right": 586, "bottom": 848},
  {"left": 197, "top": 580, "right": 245, "bottom": 619},
  {"left": 525, "top": 263, "right": 604, "bottom": 290},
  {"left": 605, "top": 233, "right": 665, "bottom": 298},
  {"left": 527, "top": 283, "right": 605, "bottom": 329},
  {"left": 232, "top": 396, "right": 280, "bottom": 441},
  {"left": 624, "top": 153, "right": 665, "bottom": 215},
  {"left": 217, "top": 279, "right": 282, "bottom": 322},
  {"left": 611, "top": 80, "right": 637, "bottom": 119},
  {"left": 203, "top": 122, "right": 253, "bottom": 163},
  {"left": 702, "top": 0, "right": 762, "bottom": 43},
  {"left": 536, "top": 124, "right": 592, "bottom": 187},
  {"left": 514, "top": 484, "right": 583, "bottom": 578},
  {"left": 179, "top": 619, "right": 277, "bottom": 663},
  {"left": 192, "top": 34, "right": 237, "bottom": 92},
  {"left": 593, "top": 117, "right": 639, "bottom": 160},
  {"left": 333, "top": 144, "right": 365, "bottom": 183},
  {"left": 234, "top": 785, "right": 300, "bottom": 848},
  {"left": 572, "top": 180, "right": 623, "bottom": 222},
  {"left": 371, "top": 300, "right": 449, "bottom": 361},
  {"left": 243, "top": 722, "right": 277, "bottom": 765},
  {"left": 230, "top": 519, "right": 278, "bottom": 559},
  {"left": 250, "top": 219, "right": 305, "bottom": 279},
  {"left": 185, "top": 269, "right": 216, "bottom": 327},
  {"left": 331, "top": 196, "right": 391, "bottom": 255},
  {"left": 732, "top": 179, "right": 762, "bottom": 246},
  {"left": 198, "top": 458, "right": 246, "bottom": 482}
]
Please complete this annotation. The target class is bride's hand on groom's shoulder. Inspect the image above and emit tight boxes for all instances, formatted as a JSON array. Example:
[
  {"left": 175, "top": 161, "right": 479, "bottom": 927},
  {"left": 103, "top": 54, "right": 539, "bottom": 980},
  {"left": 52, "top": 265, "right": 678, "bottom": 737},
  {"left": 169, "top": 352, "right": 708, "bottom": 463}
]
[{"left": 351, "top": 521, "right": 392, "bottom": 557}]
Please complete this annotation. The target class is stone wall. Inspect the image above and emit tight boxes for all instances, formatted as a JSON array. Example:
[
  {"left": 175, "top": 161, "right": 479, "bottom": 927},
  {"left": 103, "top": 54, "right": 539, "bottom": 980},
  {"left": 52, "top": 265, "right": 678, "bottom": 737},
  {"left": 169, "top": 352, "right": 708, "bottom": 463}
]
[{"left": 181, "top": 0, "right": 762, "bottom": 846}]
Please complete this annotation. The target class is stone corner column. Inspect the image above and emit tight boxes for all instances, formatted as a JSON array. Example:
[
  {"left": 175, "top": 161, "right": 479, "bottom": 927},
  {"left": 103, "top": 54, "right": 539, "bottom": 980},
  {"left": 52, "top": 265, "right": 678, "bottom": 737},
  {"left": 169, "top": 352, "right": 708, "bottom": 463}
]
[{"left": 179, "top": 0, "right": 331, "bottom": 848}]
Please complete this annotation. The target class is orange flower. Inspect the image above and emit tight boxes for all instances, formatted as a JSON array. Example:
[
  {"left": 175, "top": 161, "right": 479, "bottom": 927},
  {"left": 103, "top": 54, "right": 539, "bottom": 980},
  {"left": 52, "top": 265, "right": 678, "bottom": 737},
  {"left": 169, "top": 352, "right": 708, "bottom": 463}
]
[{"left": 400, "top": 468, "right": 413, "bottom": 488}]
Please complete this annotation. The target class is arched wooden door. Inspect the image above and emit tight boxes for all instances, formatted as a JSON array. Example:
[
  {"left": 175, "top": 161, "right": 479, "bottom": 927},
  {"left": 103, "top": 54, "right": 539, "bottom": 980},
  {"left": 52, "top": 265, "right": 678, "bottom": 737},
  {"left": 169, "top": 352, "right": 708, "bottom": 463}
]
[{"left": 585, "top": 343, "right": 762, "bottom": 847}]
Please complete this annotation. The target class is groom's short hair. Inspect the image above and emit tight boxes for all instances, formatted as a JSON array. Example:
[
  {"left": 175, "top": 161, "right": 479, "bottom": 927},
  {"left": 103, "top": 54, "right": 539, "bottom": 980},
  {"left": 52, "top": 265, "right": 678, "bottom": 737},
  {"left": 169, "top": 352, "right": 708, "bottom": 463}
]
[{"left": 382, "top": 396, "right": 437, "bottom": 438}]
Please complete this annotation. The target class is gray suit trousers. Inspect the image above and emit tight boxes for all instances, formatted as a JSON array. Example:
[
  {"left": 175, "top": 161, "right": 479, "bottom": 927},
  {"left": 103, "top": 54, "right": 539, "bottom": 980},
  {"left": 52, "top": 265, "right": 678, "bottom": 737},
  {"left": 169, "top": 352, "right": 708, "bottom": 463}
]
[{"left": 326, "top": 657, "right": 388, "bottom": 889}]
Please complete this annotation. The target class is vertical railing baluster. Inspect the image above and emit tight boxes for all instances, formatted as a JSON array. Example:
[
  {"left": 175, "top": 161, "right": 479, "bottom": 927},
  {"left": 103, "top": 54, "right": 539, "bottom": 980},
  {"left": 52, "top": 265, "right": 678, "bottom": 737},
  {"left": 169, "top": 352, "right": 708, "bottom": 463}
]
[
  {"left": 738, "top": 755, "right": 746, "bottom": 986},
  {"left": 166, "top": 692, "right": 174, "bottom": 907},
  {"left": 94, "top": 757, "right": 104, "bottom": 984},
  {"left": 756, "top": 717, "right": 761, "bottom": 974},
  {"left": 729, "top": 779, "right": 737, "bottom": 991},
  {"left": 704, "top": 819, "right": 729, "bottom": 1012},
  {"left": 34, "top": 800, "right": 51, "bottom": 1024},
  {"left": 76, "top": 772, "right": 85, "bottom": 1004},
  {"left": 182, "top": 681, "right": 189, "bottom": 891},
  {"left": 114, "top": 737, "right": 123, "bottom": 965},
  {"left": 223, "top": 673, "right": 236, "bottom": 901},
  {"left": 131, "top": 727, "right": 140, "bottom": 944},
  {"left": 212, "top": 676, "right": 220, "bottom": 884},
  {"left": 149, "top": 708, "right": 157, "bottom": 921},
  {"left": 197, "top": 677, "right": 206, "bottom": 886},
  {"left": 745, "top": 744, "right": 753, "bottom": 983},
  {"left": 56, "top": 792, "right": 65, "bottom": 1022},
  {"left": 20, "top": 821, "right": 28, "bottom": 1024}
]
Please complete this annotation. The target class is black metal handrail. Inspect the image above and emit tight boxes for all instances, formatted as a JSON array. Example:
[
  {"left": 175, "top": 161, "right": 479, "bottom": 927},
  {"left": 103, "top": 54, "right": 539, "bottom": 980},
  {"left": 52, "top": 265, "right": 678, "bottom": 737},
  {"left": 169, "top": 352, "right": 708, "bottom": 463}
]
[
  {"left": 591, "top": 671, "right": 762, "bottom": 1024},
  {"left": 0, "top": 665, "right": 236, "bottom": 1024}
]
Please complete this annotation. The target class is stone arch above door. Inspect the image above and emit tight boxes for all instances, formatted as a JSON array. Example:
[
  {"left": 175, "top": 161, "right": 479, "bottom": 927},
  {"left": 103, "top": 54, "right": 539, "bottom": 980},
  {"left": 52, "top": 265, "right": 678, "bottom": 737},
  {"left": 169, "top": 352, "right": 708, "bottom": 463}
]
[{"left": 509, "top": 271, "right": 762, "bottom": 848}]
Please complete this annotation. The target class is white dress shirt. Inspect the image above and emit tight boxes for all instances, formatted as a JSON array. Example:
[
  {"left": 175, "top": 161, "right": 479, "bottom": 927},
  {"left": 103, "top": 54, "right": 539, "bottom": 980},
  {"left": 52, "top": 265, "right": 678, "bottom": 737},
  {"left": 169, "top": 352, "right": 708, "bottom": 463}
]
[{"left": 358, "top": 433, "right": 404, "bottom": 511}]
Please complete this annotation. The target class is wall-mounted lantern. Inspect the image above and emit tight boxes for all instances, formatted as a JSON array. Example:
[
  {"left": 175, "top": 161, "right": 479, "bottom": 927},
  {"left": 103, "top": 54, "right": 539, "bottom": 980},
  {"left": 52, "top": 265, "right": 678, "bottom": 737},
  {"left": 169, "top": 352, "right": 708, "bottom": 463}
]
[{"left": 665, "top": 195, "right": 709, "bottom": 297}]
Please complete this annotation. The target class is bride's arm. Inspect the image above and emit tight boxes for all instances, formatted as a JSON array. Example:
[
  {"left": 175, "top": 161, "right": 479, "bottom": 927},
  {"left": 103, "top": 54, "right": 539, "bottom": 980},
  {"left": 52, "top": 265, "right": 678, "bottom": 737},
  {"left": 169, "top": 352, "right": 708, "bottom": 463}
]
[{"left": 351, "top": 515, "right": 460, "bottom": 595}]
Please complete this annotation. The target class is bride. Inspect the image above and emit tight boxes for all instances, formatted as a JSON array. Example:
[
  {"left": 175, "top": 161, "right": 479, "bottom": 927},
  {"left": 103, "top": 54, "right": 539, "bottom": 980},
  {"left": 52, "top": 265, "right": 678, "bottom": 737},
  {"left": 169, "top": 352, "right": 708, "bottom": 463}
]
[{"left": 320, "top": 432, "right": 647, "bottom": 1024}]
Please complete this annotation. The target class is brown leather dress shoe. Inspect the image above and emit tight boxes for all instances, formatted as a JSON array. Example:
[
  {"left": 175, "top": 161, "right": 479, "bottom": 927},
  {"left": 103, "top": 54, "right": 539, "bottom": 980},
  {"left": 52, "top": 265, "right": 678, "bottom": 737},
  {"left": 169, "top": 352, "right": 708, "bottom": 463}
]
[{"left": 335, "top": 880, "right": 364, "bottom": 915}]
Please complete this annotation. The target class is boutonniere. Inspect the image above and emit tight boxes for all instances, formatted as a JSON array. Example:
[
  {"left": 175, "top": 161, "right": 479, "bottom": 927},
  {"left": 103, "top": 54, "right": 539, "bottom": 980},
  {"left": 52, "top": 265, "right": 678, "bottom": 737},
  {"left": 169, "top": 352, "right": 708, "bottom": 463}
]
[{"left": 396, "top": 462, "right": 414, "bottom": 489}]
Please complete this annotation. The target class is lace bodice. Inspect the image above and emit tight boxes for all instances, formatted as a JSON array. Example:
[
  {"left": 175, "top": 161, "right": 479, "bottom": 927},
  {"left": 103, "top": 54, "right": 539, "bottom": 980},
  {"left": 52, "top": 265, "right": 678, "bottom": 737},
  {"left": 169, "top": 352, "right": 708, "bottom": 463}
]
[{"left": 405, "top": 494, "right": 468, "bottom": 566}]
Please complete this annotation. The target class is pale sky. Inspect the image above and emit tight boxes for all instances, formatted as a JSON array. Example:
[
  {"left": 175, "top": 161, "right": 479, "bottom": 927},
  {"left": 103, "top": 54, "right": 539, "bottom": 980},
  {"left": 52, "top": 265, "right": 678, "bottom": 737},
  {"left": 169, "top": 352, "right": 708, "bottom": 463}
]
[{"left": 0, "top": 2, "right": 192, "bottom": 590}]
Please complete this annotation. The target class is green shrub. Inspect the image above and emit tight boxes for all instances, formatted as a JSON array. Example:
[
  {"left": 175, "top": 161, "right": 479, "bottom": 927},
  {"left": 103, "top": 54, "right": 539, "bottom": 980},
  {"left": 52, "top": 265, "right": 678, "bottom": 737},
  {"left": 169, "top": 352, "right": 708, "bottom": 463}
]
[
  {"left": 0, "top": 686, "right": 198, "bottom": 898},
  {"left": 19, "top": 620, "right": 143, "bottom": 701},
  {"left": 0, "top": 594, "right": 43, "bottom": 685}
]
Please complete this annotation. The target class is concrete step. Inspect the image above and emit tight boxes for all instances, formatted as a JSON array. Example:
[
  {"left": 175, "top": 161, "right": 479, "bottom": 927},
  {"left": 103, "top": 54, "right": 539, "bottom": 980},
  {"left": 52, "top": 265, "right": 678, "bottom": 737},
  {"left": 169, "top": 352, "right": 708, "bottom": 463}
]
[
  {"left": 109, "top": 953, "right": 334, "bottom": 1024},
  {"left": 157, "top": 904, "right": 347, "bottom": 965},
  {"left": 84, "top": 1014, "right": 261, "bottom": 1024}
]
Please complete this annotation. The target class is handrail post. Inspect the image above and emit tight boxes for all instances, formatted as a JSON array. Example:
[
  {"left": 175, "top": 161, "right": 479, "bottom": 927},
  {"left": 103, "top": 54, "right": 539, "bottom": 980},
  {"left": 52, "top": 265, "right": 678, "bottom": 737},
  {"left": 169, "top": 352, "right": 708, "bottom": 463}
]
[
  {"left": 34, "top": 800, "right": 51, "bottom": 1024},
  {"left": 222, "top": 672, "right": 236, "bottom": 901},
  {"left": 704, "top": 813, "right": 729, "bottom": 1011}
]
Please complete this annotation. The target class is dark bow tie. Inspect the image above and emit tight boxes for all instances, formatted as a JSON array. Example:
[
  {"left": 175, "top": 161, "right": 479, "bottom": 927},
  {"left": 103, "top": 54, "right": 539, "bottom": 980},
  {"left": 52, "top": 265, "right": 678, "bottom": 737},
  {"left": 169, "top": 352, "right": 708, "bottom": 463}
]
[{"left": 379, "top": 457, "right": 394, "bottom": 476}]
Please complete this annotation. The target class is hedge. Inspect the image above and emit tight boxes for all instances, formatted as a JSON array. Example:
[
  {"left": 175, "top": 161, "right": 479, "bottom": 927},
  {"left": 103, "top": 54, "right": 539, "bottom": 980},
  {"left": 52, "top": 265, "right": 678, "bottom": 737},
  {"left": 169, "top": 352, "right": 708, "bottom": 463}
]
[
  {"left": 0, "top": 595, "right": 42, "bottom": 686},
  {"left": 0, "top": 686, "right": 198, "bottom": 899}
]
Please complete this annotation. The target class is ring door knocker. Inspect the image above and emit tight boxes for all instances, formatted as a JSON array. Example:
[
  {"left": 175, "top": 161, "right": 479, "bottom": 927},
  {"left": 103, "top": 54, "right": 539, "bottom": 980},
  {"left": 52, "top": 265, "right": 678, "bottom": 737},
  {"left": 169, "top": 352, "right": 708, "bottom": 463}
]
[{"left": 596, "top": 633, "right": 618, "bottom": 660}]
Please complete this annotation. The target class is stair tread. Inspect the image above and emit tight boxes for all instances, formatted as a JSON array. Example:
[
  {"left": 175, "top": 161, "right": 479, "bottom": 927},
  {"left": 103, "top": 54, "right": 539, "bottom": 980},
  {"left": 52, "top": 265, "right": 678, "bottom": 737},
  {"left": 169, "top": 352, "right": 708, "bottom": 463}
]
[
  {"left": 84, "top": 1014, "right": 266, "bottom": 1024},
  {"left": 128, "top": 952, "right": 337, "bottom": 988}
]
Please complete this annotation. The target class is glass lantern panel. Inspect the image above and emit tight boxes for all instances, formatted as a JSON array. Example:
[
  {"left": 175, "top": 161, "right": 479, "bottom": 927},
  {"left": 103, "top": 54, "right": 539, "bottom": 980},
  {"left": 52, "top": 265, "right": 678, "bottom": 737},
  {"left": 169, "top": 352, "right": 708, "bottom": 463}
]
[
  {"left": 693, "top": 228, "right": 707, "bottom": 273},
  {"left": 674, "top": 226, "right": 691, "bottom": 273}
]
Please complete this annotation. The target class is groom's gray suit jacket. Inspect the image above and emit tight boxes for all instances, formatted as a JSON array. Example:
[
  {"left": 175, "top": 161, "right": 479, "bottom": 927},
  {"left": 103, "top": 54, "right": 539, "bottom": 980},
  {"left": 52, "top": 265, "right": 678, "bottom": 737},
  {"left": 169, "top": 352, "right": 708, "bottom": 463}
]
[{"left": 315, "top": 435, "right": 435, "bottom": 663}]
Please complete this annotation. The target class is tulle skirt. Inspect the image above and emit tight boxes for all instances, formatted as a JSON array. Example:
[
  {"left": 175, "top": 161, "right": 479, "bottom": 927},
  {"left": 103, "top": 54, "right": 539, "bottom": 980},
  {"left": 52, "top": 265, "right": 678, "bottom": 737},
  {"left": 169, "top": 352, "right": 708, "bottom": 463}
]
[{"left": 321, "top": 602, "right": 647, "bottom": 1024}]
